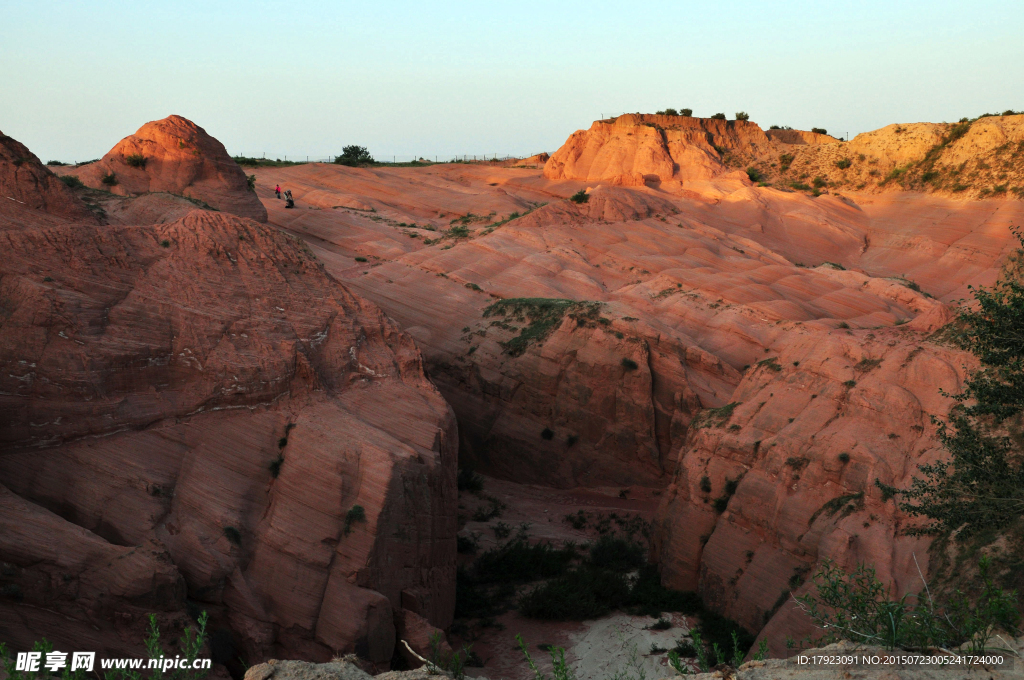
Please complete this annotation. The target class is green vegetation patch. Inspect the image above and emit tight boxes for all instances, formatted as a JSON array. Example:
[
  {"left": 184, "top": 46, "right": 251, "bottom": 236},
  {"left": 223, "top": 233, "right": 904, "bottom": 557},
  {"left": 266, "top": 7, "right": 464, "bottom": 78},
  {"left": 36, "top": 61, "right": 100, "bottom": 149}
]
[{"left": 483, "top": 298, "right": 600, "bottom": 357}]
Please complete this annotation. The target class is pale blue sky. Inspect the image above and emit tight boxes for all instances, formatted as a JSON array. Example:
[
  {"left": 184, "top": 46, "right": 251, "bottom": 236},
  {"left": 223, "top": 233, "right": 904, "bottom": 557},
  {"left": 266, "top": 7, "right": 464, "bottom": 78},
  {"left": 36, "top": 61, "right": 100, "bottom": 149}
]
[{"left": 2, "top": 0, "right": 1022, "bottom": 162}]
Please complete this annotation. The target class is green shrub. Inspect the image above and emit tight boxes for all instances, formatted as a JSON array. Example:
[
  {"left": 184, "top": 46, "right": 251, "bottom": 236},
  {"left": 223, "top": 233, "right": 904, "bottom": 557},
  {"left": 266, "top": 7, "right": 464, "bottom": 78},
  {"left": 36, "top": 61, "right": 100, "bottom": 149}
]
[
  {"left": 344, "top": 505, "right": 366, "bottom": 534},
  {"left": 811, "top": 127, "right": 827, "bottom": 135},
  {"left": 649, "top": 617, "right": 672, "bottom": 630},
  {"left": 700, "top": 475, "right": 712, "bottom": 493},
  {"left": 838, "top": 452, "right": 850, "bottom": 463},
  {"left": 621, "top": 357, "right": 639, "bottom": 370},
  {"left": 458, "top": 466, "right": 484, "bottom": 492},
  {"left": 59, "top": 175, "right": 84, "bottom": 189},
  {"left": 569, "top": 189, "right": 589, "bottom": 204},
  {"left": 483, "top": 298, "right": 600, "bottom": 357},
  {"left": 354, "top": 256, "right": 368, "bottom": 262},
  {"left": 797, "top": 557, "right": 1019, "bottom": 652},
  {"left": 46, "top": 160, "right": 68, "bottom": 166},
  {"left": 680, "top": 108, "right": 693, "bottom": 117},
  {"left": 269, "top": 455, "right": 284, "bottom": 477},
  {"left": 588, "top": 535, "right": 645, "bottom": 572},
  {"left": 711, "top": 113, "right": 726, "bottom": 120},
  {"left": 473, "top": 534, "right": 576, "bottom": 584},
  {"left": 519, "top": 566, "right": 631, "bottom": 619},
  {"left": 746, "top": 166, "right": 763, "bottom": 182},
  {"left": 334, "top": 145, "right": 374, "bottom": 166},
  {"left": 656, "top": 108, "right": 679, "bottom": 116},
  {"left": 735, "top": 111, "right": 750, "bottom": 121},
  {"left": 160, "top": 239, "right": 171, "bottom": 248},
  {"left": 124, "top": 153, "right": 146, "bottom": 168},
  {"left": 246, "top": 174, "right": 256, "bottom": 191},
  {"left": 812, "top": 176, "right": 827, "bottom": 189},
  {"left": 835, "top": 158, "right": 852, "bottom": 169},
  {"left": 458, "top": 534, "right": 480, "bottom": 554},
  {"left": 101, "top": 172, "right": 118, "bottom": 186}
]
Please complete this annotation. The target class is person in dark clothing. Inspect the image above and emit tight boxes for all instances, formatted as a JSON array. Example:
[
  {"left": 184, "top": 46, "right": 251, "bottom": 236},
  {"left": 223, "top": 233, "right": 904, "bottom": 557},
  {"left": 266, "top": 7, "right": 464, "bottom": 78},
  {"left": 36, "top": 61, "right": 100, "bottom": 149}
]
[{"left": 284, "top": 189, "right": 294, "bottom": 209}]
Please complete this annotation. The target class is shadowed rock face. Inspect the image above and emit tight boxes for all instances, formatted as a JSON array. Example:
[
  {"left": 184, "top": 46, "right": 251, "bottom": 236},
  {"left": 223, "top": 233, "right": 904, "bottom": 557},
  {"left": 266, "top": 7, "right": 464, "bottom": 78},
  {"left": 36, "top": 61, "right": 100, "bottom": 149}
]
[
  {"left": 67, "top": 115, "right": 268, "bottom": 222},
  {"left": 0, "top": 129, "right": 97, "bottom": 223},
  {"left": 0, "top": 209, "right": 455, "bottom": 664}
]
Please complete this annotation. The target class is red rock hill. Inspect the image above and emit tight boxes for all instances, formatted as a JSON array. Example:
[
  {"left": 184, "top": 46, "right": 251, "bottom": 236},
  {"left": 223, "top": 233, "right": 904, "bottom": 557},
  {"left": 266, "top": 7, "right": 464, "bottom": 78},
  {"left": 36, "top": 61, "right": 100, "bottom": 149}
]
[{"left": 70, "top": 115, "right": 268, "bottom": 222}]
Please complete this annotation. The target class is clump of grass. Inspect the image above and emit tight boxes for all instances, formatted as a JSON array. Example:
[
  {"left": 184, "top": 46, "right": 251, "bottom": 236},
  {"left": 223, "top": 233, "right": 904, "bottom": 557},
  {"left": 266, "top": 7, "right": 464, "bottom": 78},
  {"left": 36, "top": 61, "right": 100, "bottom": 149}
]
[
  {"left": 59, "top": 175, "right": 84, "bottom": 189},
  {"left": 569, "top": 189, "right": 589, "bottom": 204},
  {"left": 101, "top": 172, "right": 118, "bottom": 186},
  {"left": 124, "top": 153, "right": 146, "bottom": 168},
  {"left": 483, "top": 298, "right": 600, "bottom": 357},
  {"left": 694, "top": 402, "right": 741, "bottom": 430},
  {"left": 834, "top": 158, "right": 852, "bottom": 170}
]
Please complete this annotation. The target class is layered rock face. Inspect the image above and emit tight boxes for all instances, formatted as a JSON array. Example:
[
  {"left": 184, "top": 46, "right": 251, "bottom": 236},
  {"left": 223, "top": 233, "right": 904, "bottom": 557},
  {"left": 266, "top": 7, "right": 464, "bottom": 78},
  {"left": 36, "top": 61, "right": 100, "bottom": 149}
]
[
  {"left": 67, "top": 115, "right": 268, "bottom": 221},
  {"left": 651, "top": 325, "right": 970, "bottom": 656},
  {"left": 0, "top": 203, "right": 456, "bottom": 663},
  {"left": 543, "top": 114, "right": 775, "bottom": 187},
  {"left": 1, "top": 130, "right": 97, "bottom": 223}
]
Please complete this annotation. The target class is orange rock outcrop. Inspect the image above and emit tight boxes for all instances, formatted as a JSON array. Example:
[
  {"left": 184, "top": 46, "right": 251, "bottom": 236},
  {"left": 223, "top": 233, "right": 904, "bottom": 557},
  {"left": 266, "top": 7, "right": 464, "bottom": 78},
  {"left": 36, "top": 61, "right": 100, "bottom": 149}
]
[
  {"left": 69, "top": 115, "right": 268, "bottom": 222},
  {"left": 1, "top": 130, "right": 97, "bottom": 223},
  {"left": 1, "top": 169, "right": 454, "bottom": 661}
]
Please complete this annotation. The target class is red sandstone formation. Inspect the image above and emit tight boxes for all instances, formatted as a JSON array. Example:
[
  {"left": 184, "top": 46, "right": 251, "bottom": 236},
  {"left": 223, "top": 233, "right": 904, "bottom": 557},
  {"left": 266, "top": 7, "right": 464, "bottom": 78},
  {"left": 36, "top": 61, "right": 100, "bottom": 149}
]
[
  {"left": 0, "top": 199, "right": 454, "bottom": 662},
  {"left": 67, "top": 115, "right": 267, "bottom": 222},
  {"left": 1, "top": 130, "right": 97, "bottom": 223}
]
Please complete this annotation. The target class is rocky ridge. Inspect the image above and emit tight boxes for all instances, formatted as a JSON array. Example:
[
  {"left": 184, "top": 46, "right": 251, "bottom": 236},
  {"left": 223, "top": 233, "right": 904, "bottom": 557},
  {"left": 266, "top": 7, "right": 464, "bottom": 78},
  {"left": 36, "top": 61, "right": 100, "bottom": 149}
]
[{"left": 0, "top": 132, "right": 453, "bottom": 665}]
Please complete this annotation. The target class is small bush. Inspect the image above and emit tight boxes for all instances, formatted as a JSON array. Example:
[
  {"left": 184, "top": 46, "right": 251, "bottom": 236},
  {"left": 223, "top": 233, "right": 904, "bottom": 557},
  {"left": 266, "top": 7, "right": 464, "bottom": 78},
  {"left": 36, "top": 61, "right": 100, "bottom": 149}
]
[
  {"left": 160, "top": 239, "right": 171, "bottom": 248},
  {"left": 838, "top": 452, "right": 850, "bottom": 463},
  {"left": 649, "top": 617, "right": 672, "bottom": 630},
  {"left": 797, "top": 557, "right": 1020, "bottom": 652},
  {"left": 680, "top": 108, "right": 693, "bottom": 117},
  {"left": 811, "top": 127, "right": 827, "bottom": 135},
  {"left": 458, "top": 466, "right": 484, "bottom": 492},
  {"left": 588, "top": 535, "right": 645, "bottom": 572},
  {"left": 59, "top": 175, "right": 84, "bottom": 189},
  {"left": 124, "top": 153, "right": 146, "bottom": 168},
  {"left": 101, "top": 172, "right": 118, "bottom": 186},
  {"left": 711, "top": 113, "right": 726, "bottom": 120},
  {"left": 541, "top": 427, "right": 555, "bottom": 440},
  {"left": 843, "top": 380, "right": 857, "bottom": 388},
  {"left": 246, "top": 174, "right": 256, "bottom": 191},
  {"left": 569, "top": 189, "right": 589, "bottom": 204},
  {"left": 269, "top": 455, "right": 284, "bottom": 477},
  {"left": 47, "top": 160, "right": 68, "bottom": 166},
  {"left": 621, "top": 357, "right": 639, "bottom": 371},
  {"left": 354, "top": 256, "right": 368, "bottom": 262},
  {"left": 745, "top": 166, "right": 763, "bottom": 182},
  {"left": 223, "top": 526, "right": 242, "bottom": 545},
  {"left": 344, "top": 505, "right": 366, "bottom": 534},
  {"left": 735, "top": 111, "right": 750, "bottom": 121},
  {"left": 812, "top": 176, "right": 827, "bottom": 189},
  {"left": 700, "top": 475, "right": 712, "bottom": 493},
  {"left": 835, "top": 158, "right": 852, "bottom": 170},
  {"left": 458, "top": 534, "right": 480, "bottom": 554}
]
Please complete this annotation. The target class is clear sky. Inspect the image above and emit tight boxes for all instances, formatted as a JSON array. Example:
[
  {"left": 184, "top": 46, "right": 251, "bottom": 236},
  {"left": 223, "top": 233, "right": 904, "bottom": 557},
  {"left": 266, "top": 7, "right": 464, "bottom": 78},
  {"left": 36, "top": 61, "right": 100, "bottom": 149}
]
[{"left": 2, "top": 0, "right": 1022, "bottom": 163}]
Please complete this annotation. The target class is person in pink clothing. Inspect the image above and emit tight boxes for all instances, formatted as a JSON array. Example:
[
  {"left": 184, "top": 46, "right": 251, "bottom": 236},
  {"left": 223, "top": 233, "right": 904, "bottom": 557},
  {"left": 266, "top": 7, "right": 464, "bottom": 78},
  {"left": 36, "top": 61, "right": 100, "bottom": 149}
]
[{"left": 274, "top": 184, "right": 281, "bottom": 199}]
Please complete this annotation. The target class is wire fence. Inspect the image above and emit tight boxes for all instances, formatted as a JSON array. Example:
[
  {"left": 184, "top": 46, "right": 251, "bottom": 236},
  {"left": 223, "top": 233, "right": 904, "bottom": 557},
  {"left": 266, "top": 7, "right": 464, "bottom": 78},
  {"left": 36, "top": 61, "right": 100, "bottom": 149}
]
[{"left": 231, "top": 153, "right": 549, "bottom": 165}]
